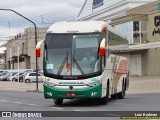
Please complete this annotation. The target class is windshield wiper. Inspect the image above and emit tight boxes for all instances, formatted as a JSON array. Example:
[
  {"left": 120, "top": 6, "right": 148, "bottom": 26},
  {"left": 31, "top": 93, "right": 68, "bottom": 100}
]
[
  {"left": 73, "top": 58, "right": 85, "bottom": 75},
  {"left": 57, "top": 57, "right": 67, "bottom": 75}
]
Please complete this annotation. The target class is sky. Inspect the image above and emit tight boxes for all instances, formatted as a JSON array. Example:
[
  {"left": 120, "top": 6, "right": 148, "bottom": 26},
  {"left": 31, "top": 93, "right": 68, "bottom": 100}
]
[{"left": 0, "top": 0, "right": 85, "bottom": 44}]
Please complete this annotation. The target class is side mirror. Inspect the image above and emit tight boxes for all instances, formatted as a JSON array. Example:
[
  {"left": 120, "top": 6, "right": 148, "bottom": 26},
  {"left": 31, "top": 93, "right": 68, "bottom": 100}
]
[
  {"left": 36, "top": 39, "right": 44, "bottom": 57},
  {"left": 100, "top": 38, "right": 106, "bottom": 56}
]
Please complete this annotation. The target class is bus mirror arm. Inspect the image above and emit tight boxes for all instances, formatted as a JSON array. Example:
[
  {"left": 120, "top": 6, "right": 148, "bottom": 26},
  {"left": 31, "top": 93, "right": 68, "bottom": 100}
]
[{"left": 36, "top": 39, "right": 45, "bottom": 57}]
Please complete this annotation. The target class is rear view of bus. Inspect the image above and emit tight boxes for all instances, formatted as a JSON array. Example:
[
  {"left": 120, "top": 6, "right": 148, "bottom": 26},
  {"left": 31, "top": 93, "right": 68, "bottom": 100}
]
[{"left": 36, "top": 21, "right": 129, "bottom": 105}]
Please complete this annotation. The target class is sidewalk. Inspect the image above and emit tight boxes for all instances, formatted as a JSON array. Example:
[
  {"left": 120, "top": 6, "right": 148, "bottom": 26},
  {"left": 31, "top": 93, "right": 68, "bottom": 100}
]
[
  {"left": 0, "top": 76, "right": 160, "bottom": 94},
  {"left": 126, "top": 76, "right": 160, "bottom": 94},
  {"left": 0, "top": 81, "right": 43, "bottom": 92}
]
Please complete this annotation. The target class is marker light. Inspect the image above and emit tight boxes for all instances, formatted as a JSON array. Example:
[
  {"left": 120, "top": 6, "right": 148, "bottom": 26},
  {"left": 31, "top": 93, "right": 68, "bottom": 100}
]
[
  {"left": 100, "top": 38, "right": 106, "bottom": 56},
  {"left": 36, "top": 48, "right": 40, "bottom": 57},
  {"left": 36, "top": 39, "right": 44, "bottom": 57},
  {"left": 102, "top": 26, "right": 107, "bottom": 31},
  {"left": 66, "top": 63, "right": 71, "bottom": 69}
]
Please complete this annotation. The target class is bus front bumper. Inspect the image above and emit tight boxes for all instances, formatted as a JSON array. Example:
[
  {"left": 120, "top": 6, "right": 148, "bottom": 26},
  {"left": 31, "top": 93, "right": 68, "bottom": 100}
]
[{"left": 44, "top": 84, "right": 102, "bottom": 99}]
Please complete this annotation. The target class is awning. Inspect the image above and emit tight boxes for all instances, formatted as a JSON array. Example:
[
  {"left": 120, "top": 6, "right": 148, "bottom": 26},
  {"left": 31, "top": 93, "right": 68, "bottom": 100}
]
[
  {"left": 129, "top": 42, "right": 160, "bottom": 51},
  {"left": 111, "top": 14, "right": 148, "bottom": 25}
]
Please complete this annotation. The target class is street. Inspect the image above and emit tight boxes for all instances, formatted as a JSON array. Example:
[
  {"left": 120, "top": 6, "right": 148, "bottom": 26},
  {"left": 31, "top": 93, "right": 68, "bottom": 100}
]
[
  {"left": 0, "top": 76, "right": 160, "bottom": 119},
  {"left": 0, "top": 91, "right": 160, "bottom": 112}
]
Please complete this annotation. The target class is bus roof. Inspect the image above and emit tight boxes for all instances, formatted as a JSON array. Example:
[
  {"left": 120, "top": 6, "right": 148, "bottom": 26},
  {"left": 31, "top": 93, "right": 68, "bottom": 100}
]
[
  {"left": 47, "top": 21, "right": 105, "bottom": 33},
  {"left": 47, "top": 21, "right": 126, "bottom": 39}
]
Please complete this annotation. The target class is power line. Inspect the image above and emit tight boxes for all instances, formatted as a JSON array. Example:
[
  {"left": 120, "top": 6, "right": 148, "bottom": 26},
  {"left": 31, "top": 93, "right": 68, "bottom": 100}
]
[
  {"left": 0, "top": 1, "right": 159, "bottom": 38},
  {"left": 0, "top": 7, "right": 81, "bottom": 24},
  {"left": 0, "top": 0, "right": 156, "bottom": 25}
]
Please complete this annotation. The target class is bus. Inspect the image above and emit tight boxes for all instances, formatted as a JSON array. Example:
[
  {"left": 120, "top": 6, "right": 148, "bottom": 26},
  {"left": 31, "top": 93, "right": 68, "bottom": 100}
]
[{"left": 36, "top": 21, "right": 129, "bottom": 105}]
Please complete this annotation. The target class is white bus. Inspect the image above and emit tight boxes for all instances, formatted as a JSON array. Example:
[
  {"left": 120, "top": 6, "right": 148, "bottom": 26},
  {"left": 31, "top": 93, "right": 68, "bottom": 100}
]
[{"left": 36, "top": 21, "right": 129, "bottom": 105}]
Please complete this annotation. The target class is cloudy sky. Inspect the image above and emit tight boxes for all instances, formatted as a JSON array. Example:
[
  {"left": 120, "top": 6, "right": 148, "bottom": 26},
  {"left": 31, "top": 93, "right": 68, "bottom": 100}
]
[{"left": 0, "top": 0, "right": 85, "bottom": 43}]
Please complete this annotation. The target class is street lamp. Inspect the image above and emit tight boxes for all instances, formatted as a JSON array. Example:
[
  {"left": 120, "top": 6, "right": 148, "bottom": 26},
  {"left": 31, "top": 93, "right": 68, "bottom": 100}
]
[{"left": 0, "top": 9, "right": 39, "bottom": 90}]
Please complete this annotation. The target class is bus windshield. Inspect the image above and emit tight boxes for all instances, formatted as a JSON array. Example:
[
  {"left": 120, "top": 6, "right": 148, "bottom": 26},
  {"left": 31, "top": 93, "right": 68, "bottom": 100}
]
[{"left": 44, "top": 33, "right": 101, "bottom": 79}]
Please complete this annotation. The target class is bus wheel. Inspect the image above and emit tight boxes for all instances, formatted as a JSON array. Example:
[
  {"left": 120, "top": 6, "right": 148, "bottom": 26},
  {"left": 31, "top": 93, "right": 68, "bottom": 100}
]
[
  {"left": 53, "top": 99, "right": 63, "bottom": 105},
  {"left": 98, "top": 84, "right": 109, "bottom": 105},
  {"left": 111, "top": 94, "right": 117, "bottom": 99},
  {"left": 117, "top": 82, "right": 125, "bottom": 99}
]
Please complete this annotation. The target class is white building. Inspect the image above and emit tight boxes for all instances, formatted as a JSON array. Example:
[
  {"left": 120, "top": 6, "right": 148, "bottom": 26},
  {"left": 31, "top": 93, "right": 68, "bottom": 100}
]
[
  {"left": 77, "top": 0, "right": 153, "bottom": 22},
  {"left": 77, "top": 0, "right": 160, "bottom": 76},
  {"left": 0, "top": 44, "right": 6, "bottom": 69},
  {"left": 77, "top": 0, "right": 154, "bottom": 44}
]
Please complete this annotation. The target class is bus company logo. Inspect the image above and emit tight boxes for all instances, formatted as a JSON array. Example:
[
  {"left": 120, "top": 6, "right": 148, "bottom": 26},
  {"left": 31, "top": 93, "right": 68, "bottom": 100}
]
[
  {"left": 59, "top": 82, "right": 84, "bottom": 85},
  {"left": 2, "top": 112, "right": 11, "bottom": 117}
]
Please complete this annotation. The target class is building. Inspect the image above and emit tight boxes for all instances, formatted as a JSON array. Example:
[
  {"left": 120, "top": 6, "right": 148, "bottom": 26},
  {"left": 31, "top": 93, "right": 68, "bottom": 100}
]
[
  {"left": 0, "top": 43, "right": 6, "bottom": 69},
  {"left": 77, "top": 0, "right": 154, "bottom": 43},
  {"left": 77, "top": 0, "right": 160, "bottom": 75},
  {"left": 77, "top": 0, "right": 153, "bottom": 22},
  {"left": 5, "top": 27, "right": 48, "bottom": 70},
  {"left": 111, "top": 0, "right": 160, "bottom": 75}
]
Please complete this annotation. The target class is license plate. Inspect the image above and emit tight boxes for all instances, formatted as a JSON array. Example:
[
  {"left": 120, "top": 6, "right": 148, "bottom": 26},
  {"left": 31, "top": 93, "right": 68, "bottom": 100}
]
[{"left": 66, "top": 92, "right": 76, "bottom": 96}]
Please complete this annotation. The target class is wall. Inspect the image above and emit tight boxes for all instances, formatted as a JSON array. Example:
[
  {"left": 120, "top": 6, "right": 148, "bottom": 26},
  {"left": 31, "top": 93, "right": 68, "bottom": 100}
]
[
  {"left": 5, "top": 27, "right": 48, "bottom": 70},
  {"left": 148, "top": 13, "right": 160, "bottom": 42},
  {"left": 25, "top": 28, "right": 47, "bottom": 70},
  {"left": 144, "top": 48, "right": 160, "bottom": 75},
  {"left": 145, "top": 9, "right": 160, "bottom": 75}
]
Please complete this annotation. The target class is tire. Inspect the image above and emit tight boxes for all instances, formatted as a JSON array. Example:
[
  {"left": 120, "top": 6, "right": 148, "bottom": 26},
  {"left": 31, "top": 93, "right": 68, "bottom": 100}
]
[
  {"left": 53, "top": 99, "right": 63, "bottom": 105},
  {"left": 25, "top": 79, "right": 30, "bottom": 83},
  {"left": 19, "top": 79, "right": 23, "bottom": 83},
  {"left": 98, "top": 83, "right": 109, "bottom": 105},
  {"left": 12, "top": 78, "right": 16, "bottom": 81},
  {"left": 111, "top": 94, "right": 117, "bottom": 99},
  {"left": 117, "top": 82, "right": 125, "bottom": 99}
]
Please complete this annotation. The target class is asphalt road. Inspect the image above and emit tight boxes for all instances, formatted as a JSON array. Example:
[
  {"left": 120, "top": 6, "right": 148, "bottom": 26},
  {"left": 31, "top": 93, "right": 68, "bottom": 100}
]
[{"left": 0, "top": 91, "right": 160, "bottom": 120}]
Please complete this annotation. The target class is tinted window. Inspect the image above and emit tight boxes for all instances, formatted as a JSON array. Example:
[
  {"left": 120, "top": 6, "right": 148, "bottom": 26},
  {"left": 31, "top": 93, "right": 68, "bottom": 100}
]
[
  {"left": 29, "top": 73, "right": 41, "bottom": 76},
  {"left": 29, "top": 73, "right": 36, "bottom": 76},
  {"left": 44, "top": 33, "right": 101, "bottom": 77},
  {"left": 38, "top": 73, "right": 41, "bottom": 76},
  {"left": 45, "top": 34, "right": 72, "bottom": 49}
]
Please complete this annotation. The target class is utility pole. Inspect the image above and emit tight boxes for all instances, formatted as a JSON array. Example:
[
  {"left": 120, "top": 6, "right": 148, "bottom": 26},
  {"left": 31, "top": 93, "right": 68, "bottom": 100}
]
[{"left": 0, "top": 9, "right": 39, "bottom": 90}]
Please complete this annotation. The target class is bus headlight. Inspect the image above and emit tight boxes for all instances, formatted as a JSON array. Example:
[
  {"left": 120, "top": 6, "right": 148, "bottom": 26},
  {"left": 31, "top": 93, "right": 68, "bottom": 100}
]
[
  {"left": 44, "top": 81, "right": 56, "bottom": 87},
  {"left": 86, "top": 80, "right": 102, "bottom": 87},
  {"left": 46, "top": 92, "right": 52, "bottom": 96}
]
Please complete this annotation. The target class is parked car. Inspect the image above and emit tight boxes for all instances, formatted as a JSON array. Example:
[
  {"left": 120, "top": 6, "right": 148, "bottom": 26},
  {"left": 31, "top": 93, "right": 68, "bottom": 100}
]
[
  {"left": 1, "top": 72, "right": 17, "bottom": 81},
  {"left": 24, "top": 72, "right": 44, "bottom": 83},
  {"left": 7, "top": 72, "right": 23, "bottom": 81},
  {"left": 0, "top": 72, "right": 10, "bottom": 81},
  {"left": 14, "top": 72, "right": 29, "bottom": 82},
  {"left": 15, "top": 74, "right": 24, "bottom": 82},
  {"left": 0, "top": 72, "right": 8, "bottom": 77}
]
